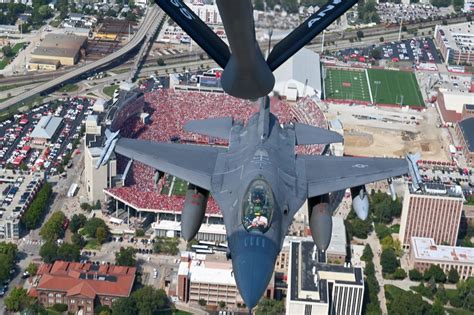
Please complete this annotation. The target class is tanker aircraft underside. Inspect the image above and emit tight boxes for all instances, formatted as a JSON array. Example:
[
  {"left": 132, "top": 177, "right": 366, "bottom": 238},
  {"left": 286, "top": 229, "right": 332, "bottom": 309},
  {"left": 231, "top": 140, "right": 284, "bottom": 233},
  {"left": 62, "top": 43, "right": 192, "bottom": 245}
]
[{"left": 97, "top": 0, "right": 423, "bottom": 311}]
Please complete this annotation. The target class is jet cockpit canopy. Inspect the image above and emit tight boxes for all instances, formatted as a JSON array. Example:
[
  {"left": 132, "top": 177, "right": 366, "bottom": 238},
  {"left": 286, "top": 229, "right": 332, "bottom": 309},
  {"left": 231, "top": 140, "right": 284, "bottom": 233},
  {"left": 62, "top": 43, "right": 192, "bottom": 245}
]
[{"left": 242, "top": 179, "right": 274, "bottom": 233}]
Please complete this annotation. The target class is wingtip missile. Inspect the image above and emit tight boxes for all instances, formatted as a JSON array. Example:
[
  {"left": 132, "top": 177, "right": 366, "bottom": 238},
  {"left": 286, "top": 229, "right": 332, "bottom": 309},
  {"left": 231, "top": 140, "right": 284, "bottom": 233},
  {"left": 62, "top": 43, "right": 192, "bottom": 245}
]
[
  {"left": 95, "top": 130, "right": 120, "bottom": 169},
  {"left": 406, "top": 152, "right": 423, "bottom": 191},
  {"left": 388, "top": 178, "right": 396, "bottom": 201}
]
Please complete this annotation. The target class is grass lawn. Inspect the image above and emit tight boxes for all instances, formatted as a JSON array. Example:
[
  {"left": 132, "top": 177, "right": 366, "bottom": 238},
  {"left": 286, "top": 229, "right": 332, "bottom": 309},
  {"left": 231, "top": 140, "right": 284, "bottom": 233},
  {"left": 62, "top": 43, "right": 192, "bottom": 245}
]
[
  {"left": 171, "top": 177, "right": 188, "bottom": 196},
  {"left": 367, "top": 69, "right": 424, "bottom": 107},
  {"left": 0, "top": 42, "right": 26, "bottom": 70},
  {"left": 58, "top": 83, "right": 79, "bottom": 93},
  {"left": 447, "top": 309, "right": 473, "bottom": 315},
  {"left": 84, "top": 239, "right": 101, "bottom": 250},
  {"left": 103, "top": 84, "right": 118, "bottom": 97},
  {"left": 324, "top": 68, "right": 371, "bottom": 102}
]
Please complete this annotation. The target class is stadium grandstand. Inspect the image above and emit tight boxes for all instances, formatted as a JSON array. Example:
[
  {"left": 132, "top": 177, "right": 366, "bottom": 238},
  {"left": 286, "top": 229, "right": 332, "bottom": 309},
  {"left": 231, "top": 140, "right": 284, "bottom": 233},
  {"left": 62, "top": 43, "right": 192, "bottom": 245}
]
[{"left": 103, "top": 90, "right": 329, "bottom": 221}]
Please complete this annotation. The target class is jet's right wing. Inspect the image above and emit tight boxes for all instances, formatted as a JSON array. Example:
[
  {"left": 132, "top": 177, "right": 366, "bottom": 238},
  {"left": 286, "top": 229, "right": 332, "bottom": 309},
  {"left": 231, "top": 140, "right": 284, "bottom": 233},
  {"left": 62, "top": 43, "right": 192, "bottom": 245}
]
[
  {"left": 115, "top": 138, "right": 223, "bottom": 190},
  {"left": 155, "top": 0, "right": 230, "bottom": 68},
  {"left": 267, "top": 0, "right": 359, "bottom": 71}
]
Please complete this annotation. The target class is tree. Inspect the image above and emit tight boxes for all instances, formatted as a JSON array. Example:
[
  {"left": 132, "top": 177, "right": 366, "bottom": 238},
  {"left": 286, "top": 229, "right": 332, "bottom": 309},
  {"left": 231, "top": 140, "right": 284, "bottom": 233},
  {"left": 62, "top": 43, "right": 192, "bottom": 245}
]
[
  {"left": 393, "top": 267, "right": 407, "bottom": 280},
  {"left": 374, "top": 223, "right": 390, "bottom": 240},
  {"left": 409, "top": 269, "right": 423, "bottom": 281},
  {"left": 21, "top": 183, "right": 52, "bottom": 229},
  {"left": 157, "top": 58, "right": 165, "bottom": 66},
  {"left": 26, "top": 263, "right": 38, "bottom": 276},
  {"left": 70, "top": 214, "right": 87, "bottom": 233},
  {"left": 96, "top": 226, "right": 108, "bottom": 244},
  {"left": 361, "top": 244, "right": 373, "bottom": 262},
  {"left": 111, "top": 297, "right": 137, "bottom": 315},
  {"left": 387, "top": 288, "right": 431, "bottom": 314},
  {"left": 80, "top": 202, "right": 92, "bottom": 211},
  {"left": 83, "top": 218, "right": 109, "bottom": 238},
  {"left": 2, "top": 45, "right": 13, "bottom": 58},
  {"left": 4, "top": 288, "right": 32, "bottom": 312},
  {"left": 255, "top": 298, "right": 285, "bottom": 315},
  {"left": 132, "top": 286, "right": 168, "bottom": 314},
  {"left": 431, "top": 298, "right": 445, "bottom": 315},
  {"left": 0, "top": 253, "right": 10, "bottom": 282},
  {"left": 115, "top": 247, "right": 136, "bottom": 266},
  {"left": 447, "top": 267, "right": 459, "bottom": 283},
  {"left": 218, "top": 301, "right": 226, "bottom": 309},
  {"left": 186, "top": 239, "right": 199, "bottom": 250},
  {"left": 381, "top": 248, "right": 398, "bottom": 274},
  {"left": 423, "top": 265, "right": 446, "bottom": 283},
  {"left": 72, "top": 233, "right": 86, "bottom": 248},
  {"left": 0, "top": 242, "right": 17, "bottom": 283},
  {"left": 40, "top": 211, "right": 66, "bottom": 242},
  {"left": 356, "top": 30, "right": 364, "bottom": 39},
  {"left": 39, "top": 241, "right": 58, "bottom": 263},
  {"left": 57, "top": 243, "right": 80, "bottom": 262},
  {"left": 379, "top": 36, "right": 384, "bottom": 42},
  {"left": 370, "top": 47, "right": 383, "bottom": 60},
  {"left": 198, "top": 298, "right": 206, "bottom": 306}
]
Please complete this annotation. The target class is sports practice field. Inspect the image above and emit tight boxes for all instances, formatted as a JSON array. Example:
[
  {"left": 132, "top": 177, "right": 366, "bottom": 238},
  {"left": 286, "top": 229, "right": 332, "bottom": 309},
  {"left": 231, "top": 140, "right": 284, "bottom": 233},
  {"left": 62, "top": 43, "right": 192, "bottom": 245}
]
[
  {"left": 324, "top": 67, "right": 425, "bottom": 107},
  {"left": 324, "top": 68, "right": 371, "bottom": 102},
  {"left": 367, "top": 69, "right": 424, "bottom": 107}
]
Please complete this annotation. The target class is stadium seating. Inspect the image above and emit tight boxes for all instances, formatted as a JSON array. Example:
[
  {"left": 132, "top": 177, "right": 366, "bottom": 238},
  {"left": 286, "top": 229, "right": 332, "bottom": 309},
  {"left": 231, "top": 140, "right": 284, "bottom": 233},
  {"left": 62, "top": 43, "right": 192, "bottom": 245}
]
[{"left": 107, "top": 91, "right": 328, "bottom": 214}]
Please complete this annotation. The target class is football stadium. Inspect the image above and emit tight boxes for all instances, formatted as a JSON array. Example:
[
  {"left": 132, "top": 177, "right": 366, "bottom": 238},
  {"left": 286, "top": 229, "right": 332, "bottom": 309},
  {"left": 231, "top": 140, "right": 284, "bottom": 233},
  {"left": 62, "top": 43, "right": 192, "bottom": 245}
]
[
  {"left": 324, "top": 67, "right": 425, "bottom": 107},
  {"left": 104, "top": 90, "right": 329, "bottom": 219}
]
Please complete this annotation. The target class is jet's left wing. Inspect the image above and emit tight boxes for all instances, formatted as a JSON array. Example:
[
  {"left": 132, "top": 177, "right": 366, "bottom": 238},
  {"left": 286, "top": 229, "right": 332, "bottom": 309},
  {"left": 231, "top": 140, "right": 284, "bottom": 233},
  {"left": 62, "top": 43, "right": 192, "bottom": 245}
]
[
  {"left": 115, "top": 138, "right": 223, "bottom": 190},
  {"left": 298, "top": 155, "right": 408, "bottom": 198}
]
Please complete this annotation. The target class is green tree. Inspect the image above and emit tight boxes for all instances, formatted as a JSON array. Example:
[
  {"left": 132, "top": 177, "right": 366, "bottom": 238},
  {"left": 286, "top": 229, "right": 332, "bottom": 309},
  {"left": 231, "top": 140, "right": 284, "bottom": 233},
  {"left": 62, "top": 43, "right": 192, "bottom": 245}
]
[
  {"left": 361, "top": 244, "right": 373, "bottom": 262},
  {"left": 387, "top": 287, "right": 431, "bottom": 314},
  {"left": 115, "top": 247, "right": 136, "bottom": 266},
  {"left": 70, "top": 213, "right": 87, "bottom": 233},
  {"left": 370, "top": 47, "right": 383, "bottom": 60},
  {"left": 72, "top": 233, "right": 86, "bottom": 248},
  {"left": 96, "top": 226, "right": 108, "bottom": 244},
  {"left": 379, "top": 36, "right": 384, "bottom": 42},
  {"left": 132, "top": 286, "right": 168, "bottom": 314},
  {"left": 198, "top": 298, "right": 206, "bottom": 306},
  {"left": 393, "top": 267, "right": 407, "bottom": 280},
  {"left": 186, "top": 238, "right": 199, "bottom": 250},
  {"left": 21, "top": 182, "right": 52, "bottom": 229},
  {"left": 0, "top": 242, "right": 17, "bottom": 282},
  {"left": 26, "top": 262, "right": 38, "bottom": 276},
  {"left": 0, "top": 253, "right": 10, "bottom": 282},
  {"left": 57, "top": 243, "right": 80, "bottom": 262},
  {"left": 111, "top": 297, "right": 137, "bottom": 315},
  {"left": 2, "top": 45, "right": 13, "bottom": 57},
  {"left": 447, "top": 267, "right": 459, "bottom": 283},
  {"left": 39, "top": 241, "right": 58, "bottom": 263},
  {"left": 356, "top": 30, "right": 364, "bottom": 39},
  {"left": 255, "top": 298, "right": 285, "bottom": 315},
  {"left": 4, "top": 287, "right": 32, "bottom": 312},
  {"left": 218, "top": 301, "right": 226, "bottom": 309},
  {"left": 83, "top": 218, "right": 109, "bottom": 238},
  {"left": 381, "top": 248, "right": 398, "bottom": 274},
  {"left": 40, "top": 211, "right": 66, "bottom": 242},
  {"left": 423, "top": 265, "right": 446, "bottom": 283},
  {"left": 409, "top": 269, "right": 423, "bottom": 281},
  {"left": 374, "top": 223, "right": 390, "bottom": 240}
]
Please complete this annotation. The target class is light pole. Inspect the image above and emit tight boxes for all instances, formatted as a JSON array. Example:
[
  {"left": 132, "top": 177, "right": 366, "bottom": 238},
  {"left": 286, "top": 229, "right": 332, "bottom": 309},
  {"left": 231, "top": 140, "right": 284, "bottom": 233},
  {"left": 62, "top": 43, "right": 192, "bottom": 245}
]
[{"left": 374, "top": 80, "right": 381, "bottom": 105}]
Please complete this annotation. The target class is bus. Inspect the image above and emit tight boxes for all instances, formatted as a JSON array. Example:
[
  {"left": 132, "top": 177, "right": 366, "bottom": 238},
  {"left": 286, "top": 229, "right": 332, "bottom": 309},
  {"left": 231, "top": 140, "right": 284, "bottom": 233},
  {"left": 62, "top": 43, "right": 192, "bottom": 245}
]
[
  {"left": 67, "top": 183, "right": 78, "bottom": 197},
  {"left": 195, "top": 248, "right": 213, "bottom": 254},
  {"left": 191, "top": 244, "right": 209, "bottom": 250}
]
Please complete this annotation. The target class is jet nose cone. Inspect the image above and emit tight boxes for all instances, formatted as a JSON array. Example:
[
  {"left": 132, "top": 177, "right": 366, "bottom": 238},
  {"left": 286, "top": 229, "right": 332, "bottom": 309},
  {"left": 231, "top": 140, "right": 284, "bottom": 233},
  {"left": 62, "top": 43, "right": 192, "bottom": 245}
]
[{"left": 231, "top": 236, "right": 277, "bottom": 310}]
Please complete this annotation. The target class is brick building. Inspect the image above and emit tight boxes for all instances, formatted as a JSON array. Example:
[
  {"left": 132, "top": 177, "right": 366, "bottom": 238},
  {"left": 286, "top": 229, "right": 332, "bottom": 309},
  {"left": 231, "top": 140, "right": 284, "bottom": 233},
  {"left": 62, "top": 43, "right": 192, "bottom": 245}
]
[
  {"left": 455, "top": 116, "right": 474, "bottom": 167},
  {"left": 29, "top": 261, "right": 136, "bottom": 315}
]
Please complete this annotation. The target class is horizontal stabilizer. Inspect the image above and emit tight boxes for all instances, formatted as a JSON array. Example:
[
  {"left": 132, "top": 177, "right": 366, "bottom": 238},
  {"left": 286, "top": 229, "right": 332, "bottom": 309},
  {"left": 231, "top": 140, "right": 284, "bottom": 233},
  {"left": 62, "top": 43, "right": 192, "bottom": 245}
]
[
  {"left": 184, "top": 117, "right": 233, "bottom": 140},
  {"left": 294, "top": 123, "right": 343, "bottom": 145},
  {"left": 155, "top": 0, "right": 230, "bottom": 68}
]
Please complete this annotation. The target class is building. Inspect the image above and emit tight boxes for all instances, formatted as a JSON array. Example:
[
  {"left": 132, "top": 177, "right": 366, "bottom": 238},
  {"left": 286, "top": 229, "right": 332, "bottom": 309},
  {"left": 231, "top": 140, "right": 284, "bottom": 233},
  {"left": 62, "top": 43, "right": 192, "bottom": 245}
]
[
  {"left": 189, "top": 1, "right": 222, "bottom": 25},
  {"left": 272, "top": 48, "right": 322, "bottom": 101},
  {"left": 326, "top": 216, "right": 347, "bottom": 264},
  {"left": 436, "top": 88, "right": 473, "bottom": 124},
  {"left": 0, "top": 170, "right": 43, "bottom": 241},
  {"left": 455, "top": 116, "right": 474, "bottom": 167},
  {"left": 399, "top": 183, "right": 464, "bottom": 248},
  {"left": 30, "top": 115, "right": 63, "bottom": 146},
  {"left": 30, "top": 33, "right": 87, "bottom": 67},
  {"left": 152, "top": 220, "right": 226, "bottom": 242},
  {"left": 461, "top": 104, "right": 474, "bottom": 120},
  {"left": 177, "top": 251, "right": 274, "bottom": 309},
  {"left": 286, "top": 241, "right": 364, "bottom": 315},
  {"left": 409, "top": 237, "right": 474, "bottom": 280},
  {"left": 465, "top": 0, "right": 474, "bottom": 12},
  {"left": 435, "top": 22, "right": 473, "bottom": 66},
  {"left": 30, "top": 261, "right": 136, "bottom": 315},
  {"left": 0, "top": 25, "right": 19, "bottom": 34},
  {"left": 28, "top": 59, "right": 60, "bottom": 71}
]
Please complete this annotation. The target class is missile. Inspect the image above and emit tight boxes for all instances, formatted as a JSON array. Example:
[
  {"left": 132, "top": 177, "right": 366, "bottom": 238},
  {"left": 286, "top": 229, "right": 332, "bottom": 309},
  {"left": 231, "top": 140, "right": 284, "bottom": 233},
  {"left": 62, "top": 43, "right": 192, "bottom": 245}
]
[
  {"left": 95, "top": 129, "right": 120, "bottom": 169},
  {"left": 388, "top": 178, "right": 396, "bottom": 201},
  {"left": 308, "top": 195, "right": 332, "bottom": 251},
  {"left": 181, "top": 184, "right": 209, "bottom": 241},
  {"left": 350, "top": 185, "right": 369, "bottom": 220},
  {"left": 406, "top": 152, "right": 423, "bottom": 191}
]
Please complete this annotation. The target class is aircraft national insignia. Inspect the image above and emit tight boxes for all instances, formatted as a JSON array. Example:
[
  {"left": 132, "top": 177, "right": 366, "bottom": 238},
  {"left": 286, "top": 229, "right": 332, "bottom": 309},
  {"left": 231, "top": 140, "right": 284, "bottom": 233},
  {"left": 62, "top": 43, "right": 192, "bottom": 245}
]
[{"left": 352, "top": 164, "right": 369, "bottom": 168}]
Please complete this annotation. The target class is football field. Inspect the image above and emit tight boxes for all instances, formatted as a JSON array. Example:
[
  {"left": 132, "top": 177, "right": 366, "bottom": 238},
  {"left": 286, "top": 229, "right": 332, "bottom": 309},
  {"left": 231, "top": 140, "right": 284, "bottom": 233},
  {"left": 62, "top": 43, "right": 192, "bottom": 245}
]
[
  {"left": 324, "top": 67, "right": 425, "bottom": 107},
  {"left": 367, "top": 69, "right": 424, "bottom": 107},
  {"left": 324, "top": 68, "right": 371, "bottom": 102}
]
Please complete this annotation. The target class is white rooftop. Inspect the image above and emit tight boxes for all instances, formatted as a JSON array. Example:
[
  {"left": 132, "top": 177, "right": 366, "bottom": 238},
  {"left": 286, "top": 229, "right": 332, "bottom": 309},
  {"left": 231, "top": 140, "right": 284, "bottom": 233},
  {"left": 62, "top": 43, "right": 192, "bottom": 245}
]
[
  {"left": 189, "top": 260, "right": 236, "bottom": 286},
  {"left": 152, "top": 220, "right": 226, "bottom": 235},
  {"left": 411, "top": 237, "right": 474, "bottom": 264},
  {"left": 30, "top": 115, "right": 62, "bottom": 139},
  {"left": 327, "top": 216, "right": 346, "bottom": 256}
]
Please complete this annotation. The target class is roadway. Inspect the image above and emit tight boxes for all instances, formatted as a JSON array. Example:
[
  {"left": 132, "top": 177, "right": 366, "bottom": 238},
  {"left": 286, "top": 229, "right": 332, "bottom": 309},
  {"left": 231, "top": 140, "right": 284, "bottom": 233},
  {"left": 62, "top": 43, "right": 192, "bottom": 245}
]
[{"left": 0, "top": 5, "right": 163, "bottom": 111}]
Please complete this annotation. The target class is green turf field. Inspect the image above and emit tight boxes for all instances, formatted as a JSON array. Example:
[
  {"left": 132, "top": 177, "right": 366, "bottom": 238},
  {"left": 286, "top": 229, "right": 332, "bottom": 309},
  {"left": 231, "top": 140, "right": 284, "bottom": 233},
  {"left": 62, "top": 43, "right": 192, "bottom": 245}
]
[
  {"left": 324, "top": 68, "right": 371, "bottom": 102},
  {"left": 367, "top": 69, "right": 424, "bottom": 107}
]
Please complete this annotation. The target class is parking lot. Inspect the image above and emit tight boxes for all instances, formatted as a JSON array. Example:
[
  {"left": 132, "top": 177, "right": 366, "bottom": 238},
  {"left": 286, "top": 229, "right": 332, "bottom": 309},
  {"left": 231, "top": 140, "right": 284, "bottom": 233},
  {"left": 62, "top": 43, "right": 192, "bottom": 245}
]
[
  {"left": 0, "top": 97, "right": 91, "bottom": 175},
  {"left": 332, "top": 38, "right": 440, "bottom": 64}
]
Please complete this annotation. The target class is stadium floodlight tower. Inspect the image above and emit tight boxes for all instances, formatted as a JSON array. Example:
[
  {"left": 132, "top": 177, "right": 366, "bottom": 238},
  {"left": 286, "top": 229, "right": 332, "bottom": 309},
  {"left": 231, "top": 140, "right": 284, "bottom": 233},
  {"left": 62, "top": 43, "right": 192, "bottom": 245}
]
[{"left": 95, "top": 0, "right": 423, "bottom": 312}]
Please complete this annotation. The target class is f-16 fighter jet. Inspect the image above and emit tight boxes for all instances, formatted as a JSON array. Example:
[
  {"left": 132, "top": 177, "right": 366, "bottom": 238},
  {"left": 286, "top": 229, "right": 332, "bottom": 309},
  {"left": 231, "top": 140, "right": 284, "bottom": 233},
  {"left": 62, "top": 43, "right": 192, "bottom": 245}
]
[{"left": 97, "top": 0, "right": 423, "bottom": 310}]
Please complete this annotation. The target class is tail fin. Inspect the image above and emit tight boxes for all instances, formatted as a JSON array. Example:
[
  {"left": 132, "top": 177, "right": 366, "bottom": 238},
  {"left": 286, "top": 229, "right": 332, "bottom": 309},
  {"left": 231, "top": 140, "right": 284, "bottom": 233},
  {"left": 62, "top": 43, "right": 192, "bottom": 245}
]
[
  {"left": 266, "top": 0, "right": 358, "bottom": 71},
  {"left": 406, "top": 153, "right": 423, "bottom": 191},
  {"left": 155, "top": 0, "right": 230, "bottom": 68}
]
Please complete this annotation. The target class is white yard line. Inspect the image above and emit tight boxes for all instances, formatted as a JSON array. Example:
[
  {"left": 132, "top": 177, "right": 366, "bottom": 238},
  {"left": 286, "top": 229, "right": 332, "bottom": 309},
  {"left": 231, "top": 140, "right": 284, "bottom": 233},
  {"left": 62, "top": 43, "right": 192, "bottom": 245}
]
[{"left": 365, "top": 69, "right": 374, "bottom": 103}]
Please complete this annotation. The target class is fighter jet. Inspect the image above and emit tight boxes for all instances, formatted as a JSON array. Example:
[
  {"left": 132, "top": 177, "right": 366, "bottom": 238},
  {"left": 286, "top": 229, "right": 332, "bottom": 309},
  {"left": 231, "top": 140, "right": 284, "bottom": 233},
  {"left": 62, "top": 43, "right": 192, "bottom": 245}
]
[{"left": 97, "top": 0, "right": 422, "bottom": 310}]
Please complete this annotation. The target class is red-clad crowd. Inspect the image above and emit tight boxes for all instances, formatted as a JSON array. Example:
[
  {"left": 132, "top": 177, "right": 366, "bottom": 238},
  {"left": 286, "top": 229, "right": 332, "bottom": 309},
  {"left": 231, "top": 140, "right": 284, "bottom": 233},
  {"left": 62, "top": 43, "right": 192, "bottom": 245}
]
[{"left": 107, "top": 91, "right": 328, "bottom": 214}]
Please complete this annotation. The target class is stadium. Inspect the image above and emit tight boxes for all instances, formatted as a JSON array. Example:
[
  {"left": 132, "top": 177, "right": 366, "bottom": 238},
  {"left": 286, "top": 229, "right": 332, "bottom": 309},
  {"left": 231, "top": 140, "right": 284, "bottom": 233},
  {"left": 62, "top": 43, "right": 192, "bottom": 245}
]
[
  {"left": 323, "top": 66, "right": 425, "bottom": 107},
  {"left": 102, "top": 90, "right": 329, "bottom": 231}
]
